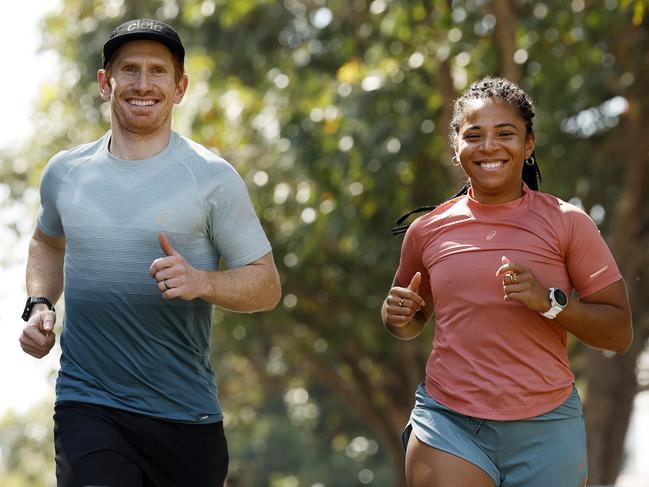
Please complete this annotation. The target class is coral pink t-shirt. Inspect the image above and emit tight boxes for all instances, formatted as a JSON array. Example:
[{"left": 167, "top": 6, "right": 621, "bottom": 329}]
[{"left": 396, "top": 185, "right": 621, "bottom": 420}]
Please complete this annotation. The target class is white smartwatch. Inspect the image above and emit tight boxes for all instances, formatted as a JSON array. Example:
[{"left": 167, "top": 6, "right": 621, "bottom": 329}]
[{"left": 540, "top": 288, "right": 568, "bottom": 319}]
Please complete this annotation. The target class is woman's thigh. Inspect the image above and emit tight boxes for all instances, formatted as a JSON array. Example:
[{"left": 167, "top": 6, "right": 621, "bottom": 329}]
[
  {"left": 403, "top": 384, "right": 587, "bottom": 487},
  {"left": 405, "top": 433, "right": 496, "bottom": 487}
]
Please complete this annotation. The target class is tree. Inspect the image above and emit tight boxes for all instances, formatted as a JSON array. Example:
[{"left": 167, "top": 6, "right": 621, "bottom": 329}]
[
  {"left": 0, "top": 401, "right": 55, "bottom": 487},
  {"left": 3, "top": 1, "right": 647, "bottom": 485}
]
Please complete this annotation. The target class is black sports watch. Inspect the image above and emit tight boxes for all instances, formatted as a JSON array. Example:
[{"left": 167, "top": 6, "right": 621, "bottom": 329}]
[{"left": 22, "top": 296, "right": 55, "bottom": 321}]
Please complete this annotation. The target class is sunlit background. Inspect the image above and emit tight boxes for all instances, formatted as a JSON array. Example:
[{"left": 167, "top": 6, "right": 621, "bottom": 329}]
[
  {"left": 1, "top": 2, "right": 648, "bottom": 486},
  {"left": 0, "top": 0, "right": 60, "bottom": 414}
]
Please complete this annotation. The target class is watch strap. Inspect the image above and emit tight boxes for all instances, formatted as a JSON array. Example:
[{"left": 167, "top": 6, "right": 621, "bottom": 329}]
[
  {"left": 540, "top": 288, "right": 566, "bottom": 319},
  {"left": 22, "top": 296, "right": 55, "bottom": 321}
]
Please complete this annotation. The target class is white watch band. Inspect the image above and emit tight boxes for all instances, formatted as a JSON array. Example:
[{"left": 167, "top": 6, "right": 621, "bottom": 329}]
[{"left": 540, "top": 288, "right": 567, "bottom": 319}]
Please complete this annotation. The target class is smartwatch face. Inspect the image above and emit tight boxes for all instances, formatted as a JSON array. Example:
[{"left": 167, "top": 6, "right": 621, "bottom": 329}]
[{"left": 554, "top": 289, "right": 568, "bottom": 306}]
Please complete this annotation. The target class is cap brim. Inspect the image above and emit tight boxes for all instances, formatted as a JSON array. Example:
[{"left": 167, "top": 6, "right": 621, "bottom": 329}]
[{"left": 103, "top": 33, "right": 185, "bottom": 67}]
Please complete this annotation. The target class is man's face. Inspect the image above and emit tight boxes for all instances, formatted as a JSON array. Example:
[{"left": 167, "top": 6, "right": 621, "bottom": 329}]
[{"left": 99, "top": 40, "right": 187, "bottom": 136}]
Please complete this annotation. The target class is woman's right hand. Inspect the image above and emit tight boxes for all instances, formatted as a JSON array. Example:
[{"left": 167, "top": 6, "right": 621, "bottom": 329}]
[{"left": 384, "top": 272, "right": 427, "bottom": 328}]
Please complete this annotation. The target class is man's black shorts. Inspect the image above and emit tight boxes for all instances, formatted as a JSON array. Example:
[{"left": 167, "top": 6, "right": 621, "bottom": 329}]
[{"left": 54, "top": 401, "right": 228, "bottom": 487}]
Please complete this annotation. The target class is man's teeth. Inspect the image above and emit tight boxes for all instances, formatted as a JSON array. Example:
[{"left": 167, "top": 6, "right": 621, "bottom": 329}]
[
  {"left": 129, "top": 99, "right": 155, "bottom": 106},
  {"left": 481, "top": 161, "right": 503, "bottom": 169}
]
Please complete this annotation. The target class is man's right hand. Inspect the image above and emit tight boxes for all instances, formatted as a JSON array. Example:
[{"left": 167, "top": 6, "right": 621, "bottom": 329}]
[{"left": 19, "top": 308, "right": 56, "bottom": 358}]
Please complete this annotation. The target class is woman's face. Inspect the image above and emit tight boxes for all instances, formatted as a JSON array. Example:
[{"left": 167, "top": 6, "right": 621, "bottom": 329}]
[{"left": 454, "top": 98, "right": 535, "bottom": 204}]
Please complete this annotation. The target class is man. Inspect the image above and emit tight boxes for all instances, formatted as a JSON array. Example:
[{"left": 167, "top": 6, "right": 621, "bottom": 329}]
[{"left": 19, "top": 18, "right": 281, "bottom": 487}]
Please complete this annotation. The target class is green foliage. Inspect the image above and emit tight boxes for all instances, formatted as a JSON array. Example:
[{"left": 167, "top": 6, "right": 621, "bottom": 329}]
[
  {"left": 2, "top": 0, "right": 647, "bottom": 485},
  {"left": 622, "top": 0, "right": 648, "bottom": 24},
  {"left": 0, "top": 401, "right": 55, "bottom": 487}
]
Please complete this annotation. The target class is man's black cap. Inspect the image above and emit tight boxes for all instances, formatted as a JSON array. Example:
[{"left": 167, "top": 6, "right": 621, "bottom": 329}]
[{"left": 102, "top": 18, "right": 185, "bottom": 68}]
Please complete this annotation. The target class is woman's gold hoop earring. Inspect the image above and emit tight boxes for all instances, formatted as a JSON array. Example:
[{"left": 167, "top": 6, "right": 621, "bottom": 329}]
[{"left": 452, "top": 156, "right": 461, "bottom": 166}]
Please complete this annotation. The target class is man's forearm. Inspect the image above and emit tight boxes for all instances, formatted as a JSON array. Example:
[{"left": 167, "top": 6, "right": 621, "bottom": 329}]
[
  {"left": 198, "top": 254, "right": 281, "bottom": 313},
  {"left": 26, "top": 229, "right": 65, "bottom": 305}
]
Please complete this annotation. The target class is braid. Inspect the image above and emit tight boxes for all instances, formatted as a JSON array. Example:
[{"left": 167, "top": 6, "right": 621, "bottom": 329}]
[
  {"left": 522, "top": 150, "right": 542, "bottom": 190},
  {"left": 391, "top": 183, "right": 469, "bottom": 236}
]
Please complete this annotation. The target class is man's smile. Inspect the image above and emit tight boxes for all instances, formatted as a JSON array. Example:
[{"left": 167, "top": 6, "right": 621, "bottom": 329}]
[{"left": 127, "top": 98, "right": 156, "bottom": 107}]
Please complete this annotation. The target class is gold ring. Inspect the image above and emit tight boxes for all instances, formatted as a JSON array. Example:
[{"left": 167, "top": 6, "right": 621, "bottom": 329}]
[
  {"left": 508, "top": 273, "right": 518, "bottom": 283},
  {"left": 398, "top": 298, "right": 405, "bottom": 307},
  {"left": 164, "top": 280, "right": 171, "bottom": 290}
]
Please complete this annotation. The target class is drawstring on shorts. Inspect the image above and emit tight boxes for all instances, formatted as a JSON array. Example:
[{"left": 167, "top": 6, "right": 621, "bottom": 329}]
[
  {"left": 465, "top": 416, "right": 486, "bottom": 433},
  {"left": 467, "top": 417, "right": 486, "bottom": 434}
]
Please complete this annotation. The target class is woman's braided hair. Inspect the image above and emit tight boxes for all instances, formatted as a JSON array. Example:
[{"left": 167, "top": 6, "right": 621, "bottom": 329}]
[{"left": 391, "top": 76, "right": 542, "bottom": 236}]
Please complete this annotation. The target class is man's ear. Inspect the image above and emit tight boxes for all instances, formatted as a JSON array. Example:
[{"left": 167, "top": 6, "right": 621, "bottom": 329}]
[
  {"left": 173, "top": 74, "right": 189, "bottom": 105},
  {"left": 97, "top": 69, "right": 112, "bottom": 101}
]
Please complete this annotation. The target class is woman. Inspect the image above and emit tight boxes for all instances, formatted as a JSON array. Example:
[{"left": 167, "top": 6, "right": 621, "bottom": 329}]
[{"left": 381, "top": 77, "right": 632, "bottom": 487}]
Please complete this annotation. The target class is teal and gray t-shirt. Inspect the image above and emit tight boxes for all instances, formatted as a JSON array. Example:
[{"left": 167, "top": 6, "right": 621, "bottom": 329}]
[{"left": 38, "top": 131, "right": 271, "bottom": 423}]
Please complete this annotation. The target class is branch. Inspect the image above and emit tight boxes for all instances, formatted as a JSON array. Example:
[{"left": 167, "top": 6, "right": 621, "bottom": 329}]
[
  {"left": 491, "top": 0, "right": 521, "bottom": 82},
  {"left": 302, "top": 354, "right": 406, "bottom": 465}
]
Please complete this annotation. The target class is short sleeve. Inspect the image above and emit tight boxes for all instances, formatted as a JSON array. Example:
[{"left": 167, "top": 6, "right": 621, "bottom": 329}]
[
  {"left": 563, "top": 205, "right": 622, "bottom": 298},
  {"left": 395, "top": 217, "right": 432, "bottom": 296},
  {"left": 205, "top": 165, "right": 271, "bottom": 268},
  {"left": 36, "top": 153, "right": 67, "bottom": 238}
]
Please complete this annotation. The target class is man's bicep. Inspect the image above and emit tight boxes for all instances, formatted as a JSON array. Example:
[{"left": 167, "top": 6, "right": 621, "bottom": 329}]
[
  {"left": 246, "top": 251, "right": 278, "bottom": 274},
  {"left": 33, "top": 226, "right": 66, "bottom": 250}
]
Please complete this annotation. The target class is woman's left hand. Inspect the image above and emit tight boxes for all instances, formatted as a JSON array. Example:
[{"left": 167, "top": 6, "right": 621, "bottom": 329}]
[{"left": 496, "top": 256, "right": 552, "bottom": 313}]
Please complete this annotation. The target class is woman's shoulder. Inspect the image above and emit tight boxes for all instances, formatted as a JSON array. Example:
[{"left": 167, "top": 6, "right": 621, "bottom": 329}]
[
  {"left": 419, "top": 195, "right": 467, "bottom": 222},
  {"left": 405, "top": 195, "right": 468, "bottom": 237},
  {"left": 531, "top": 190, "right": 597, "bottom": 232},
  {"left": 532, "top": 191, "right": 589, "bottom": 215}
]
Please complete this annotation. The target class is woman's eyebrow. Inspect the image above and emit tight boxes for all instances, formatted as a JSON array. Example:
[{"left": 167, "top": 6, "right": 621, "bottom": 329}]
[{"left": 463, "top": 122, "right": 519, "bottom": 131}]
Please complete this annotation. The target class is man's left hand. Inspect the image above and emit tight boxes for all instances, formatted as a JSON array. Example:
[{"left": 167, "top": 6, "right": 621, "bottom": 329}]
[{"left": 149, "top": 233, "right": 207, "bottom": 301}]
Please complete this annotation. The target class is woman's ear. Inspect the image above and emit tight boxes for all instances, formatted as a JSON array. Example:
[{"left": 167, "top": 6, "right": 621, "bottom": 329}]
[{"left": 525, "top": 132, "right": 536, "bottom": 158}]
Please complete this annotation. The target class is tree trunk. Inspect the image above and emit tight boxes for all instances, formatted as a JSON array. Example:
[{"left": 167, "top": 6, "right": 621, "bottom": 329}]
[
  {"left": 491, "top": 0, "right": 521, "bottom": 82},
  {"left": 583, "top": 349, "right": 640, "bottom": 483},
  {"left": 582, "top": 84, "right": 649, "bottom": 483}
]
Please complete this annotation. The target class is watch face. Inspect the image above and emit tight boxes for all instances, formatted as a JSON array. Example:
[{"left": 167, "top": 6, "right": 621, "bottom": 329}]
[{"left": 553, "top": 289, "right": 568, "bottom": 306}]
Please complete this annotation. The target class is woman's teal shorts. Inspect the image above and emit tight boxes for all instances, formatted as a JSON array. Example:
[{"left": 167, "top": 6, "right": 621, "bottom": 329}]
[{"left": 402, "top": 383, "right": 588, "bottom": 487}]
